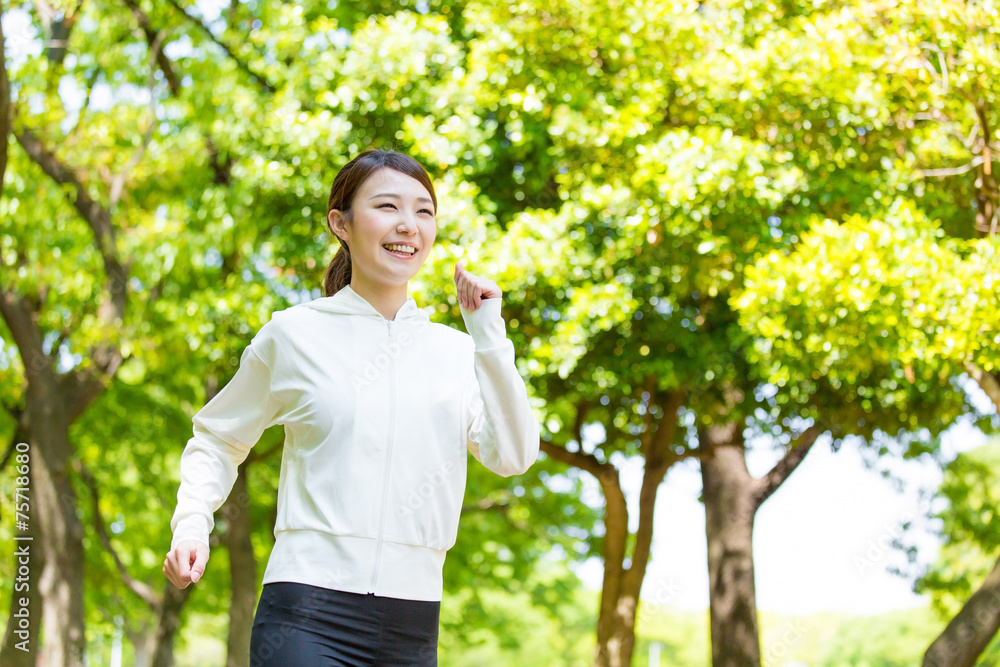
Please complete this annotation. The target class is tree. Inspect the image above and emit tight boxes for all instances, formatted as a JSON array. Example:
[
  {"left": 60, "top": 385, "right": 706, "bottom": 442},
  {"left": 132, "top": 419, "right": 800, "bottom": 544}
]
[
  {"left": 725, "top": 1, "right": 1000, "bottom": 662},
  {"left": 470, "top": 0, "right": 982, "bottom": 662}
]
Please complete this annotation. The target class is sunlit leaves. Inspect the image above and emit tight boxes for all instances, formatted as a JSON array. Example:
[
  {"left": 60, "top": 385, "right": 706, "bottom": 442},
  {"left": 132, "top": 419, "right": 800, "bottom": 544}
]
[{"left": 734, "top": 197, "right": 993, "bottom": 436}]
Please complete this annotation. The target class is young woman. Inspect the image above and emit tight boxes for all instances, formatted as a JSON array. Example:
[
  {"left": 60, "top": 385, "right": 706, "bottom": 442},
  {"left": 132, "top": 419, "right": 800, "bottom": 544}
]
[{"left": 162, "top": 148, "right": 540, "bottom": 666}]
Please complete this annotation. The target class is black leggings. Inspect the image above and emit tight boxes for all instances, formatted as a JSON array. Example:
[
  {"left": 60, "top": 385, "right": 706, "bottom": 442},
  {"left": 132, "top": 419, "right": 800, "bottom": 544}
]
[{"left": 249, "top": 582, "right": 440, "bottom": 666}]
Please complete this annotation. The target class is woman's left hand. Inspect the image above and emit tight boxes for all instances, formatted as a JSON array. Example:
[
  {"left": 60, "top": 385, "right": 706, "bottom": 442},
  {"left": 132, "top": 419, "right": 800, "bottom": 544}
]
[{"left": 454, "top": 261, "right": 502, "bottom": 311}]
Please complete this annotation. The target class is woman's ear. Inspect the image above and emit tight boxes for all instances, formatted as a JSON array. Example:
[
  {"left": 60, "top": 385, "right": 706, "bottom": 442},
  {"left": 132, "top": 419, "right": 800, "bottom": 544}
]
[{"left": 328, "top": 209, "right": 349, "bottom": 243}]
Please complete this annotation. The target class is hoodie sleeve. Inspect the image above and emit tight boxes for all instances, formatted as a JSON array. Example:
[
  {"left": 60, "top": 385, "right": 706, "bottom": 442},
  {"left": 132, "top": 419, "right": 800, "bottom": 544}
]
[
  {"left": 169, "top": 328, "right": 286, "bottom": 551},
  {"left": 460, "top": 297, "right": 540, "bottom": 477}
]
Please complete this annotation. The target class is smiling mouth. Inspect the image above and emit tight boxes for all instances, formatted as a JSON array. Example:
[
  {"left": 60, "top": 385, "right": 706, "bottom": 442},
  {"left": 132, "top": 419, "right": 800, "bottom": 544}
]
[{"left": 383, "top": 243, "right": 417, "bottom": 256}]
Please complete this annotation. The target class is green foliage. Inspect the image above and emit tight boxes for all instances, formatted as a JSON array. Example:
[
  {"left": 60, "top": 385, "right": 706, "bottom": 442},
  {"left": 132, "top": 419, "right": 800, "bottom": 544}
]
[
  {"left": 439, "top": 575, "right": 597, "bottom": 667},
  {"left": 796, "top": 607, "right": 947, "bottom": 667},
  {"left": 734, "top": 199, "right": 995, "bottom": 447},
  {"left": 6, "top": 0, "right": 1000, "bottom": 661}
]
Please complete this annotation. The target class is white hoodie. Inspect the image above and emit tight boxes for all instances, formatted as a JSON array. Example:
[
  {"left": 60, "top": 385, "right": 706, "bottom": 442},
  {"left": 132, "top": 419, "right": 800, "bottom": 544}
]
[{"left": 169, "top": 284, "right": 540, "bottom": 602}]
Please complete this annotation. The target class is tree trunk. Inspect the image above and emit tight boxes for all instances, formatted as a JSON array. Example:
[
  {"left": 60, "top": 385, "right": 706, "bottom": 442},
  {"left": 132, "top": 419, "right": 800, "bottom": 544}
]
[
  {"left": 593, "top": 471, "right": 634, "bottom": 667},
  {"left": 0, "top": 293, "right": 96, "bottom": 667},
  {"left": 699, "top": 421, "right": 821, "bottom": 667},
  {"left": 150, "top": 582, "right": 193, "bottom": 667},
  {"left": 225, "top": 461, "right": 257, "bottom": 667},
  {"left": 591, "top": 477, "right": 672, "bottom": 667},
  {"left": 972, "top": 102, "right": 998, "bottom": 238},
  {"left": 701, "top": 424, "right": 762, "bottom": 667},
  {"left": 36, "top": 428, "right": 87, "bottom": 667},
  {"left": 538, "top": 391, "right": 683, "bottom": 667},
  {"left": 16, "top": 370, "right": 88, "bottom": 667},
  {"left": 592, "top": 391, "right": 683, "bottom": 667},
  {"left": 125, "top": 622, "right": 154, "bottom": 667},
  {"left": 923, "top": 554, "right": 1000, "bottom": 667}
]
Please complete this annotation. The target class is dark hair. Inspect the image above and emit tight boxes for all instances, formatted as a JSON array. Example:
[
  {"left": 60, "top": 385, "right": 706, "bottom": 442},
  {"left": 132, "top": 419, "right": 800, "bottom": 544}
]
[{"left": 323, "top": 148, "right": 438, "bottom": 297}]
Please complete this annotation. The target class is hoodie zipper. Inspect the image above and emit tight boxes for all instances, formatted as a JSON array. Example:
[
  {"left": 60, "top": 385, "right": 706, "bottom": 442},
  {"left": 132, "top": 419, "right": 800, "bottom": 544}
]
[{"left": 369, "top": 318, "right": 394, "bottom": 593}]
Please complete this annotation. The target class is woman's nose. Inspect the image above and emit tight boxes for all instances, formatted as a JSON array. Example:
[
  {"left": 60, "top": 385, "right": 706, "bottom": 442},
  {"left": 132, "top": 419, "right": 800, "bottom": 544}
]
[{"left": 398, "top": 216, "right": 418, "bottom": 234}]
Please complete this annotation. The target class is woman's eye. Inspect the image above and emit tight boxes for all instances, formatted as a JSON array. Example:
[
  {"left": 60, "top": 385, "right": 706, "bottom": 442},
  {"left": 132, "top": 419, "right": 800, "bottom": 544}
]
[{"left": 379, "top": 202, "right": 433, "bottom": 216}]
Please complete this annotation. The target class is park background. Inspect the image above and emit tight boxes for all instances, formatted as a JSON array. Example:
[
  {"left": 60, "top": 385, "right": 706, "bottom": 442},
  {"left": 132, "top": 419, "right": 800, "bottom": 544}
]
[{"left": 1, "top": 0, "right": 999, "bottom": 665}]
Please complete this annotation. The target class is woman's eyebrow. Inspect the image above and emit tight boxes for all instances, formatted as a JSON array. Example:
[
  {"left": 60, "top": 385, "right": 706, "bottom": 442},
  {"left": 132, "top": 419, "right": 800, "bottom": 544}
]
[{"left": 368, "top": 192, "right": 434, "bottom": 205}]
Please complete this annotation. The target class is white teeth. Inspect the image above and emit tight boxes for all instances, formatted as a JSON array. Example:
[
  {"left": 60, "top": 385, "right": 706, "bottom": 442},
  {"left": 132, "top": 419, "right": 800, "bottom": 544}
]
[{"left": 383, "top": 244, "right": 415, "bottom": 255}]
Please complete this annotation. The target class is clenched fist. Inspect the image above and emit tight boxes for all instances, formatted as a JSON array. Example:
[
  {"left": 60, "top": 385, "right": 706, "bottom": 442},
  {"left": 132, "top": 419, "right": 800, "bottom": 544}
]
[
  {"left": 163, "top": 539, "right": 210, "bottom": 589},
  {"left": 454, "top": 261, "right": 501, "bottom": 311}
]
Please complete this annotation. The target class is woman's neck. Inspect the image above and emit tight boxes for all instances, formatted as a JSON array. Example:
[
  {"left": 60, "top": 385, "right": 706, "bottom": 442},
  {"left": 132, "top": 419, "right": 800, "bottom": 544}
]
[{"left": 348, "top": 276, "right": 408, "bottom": 321}]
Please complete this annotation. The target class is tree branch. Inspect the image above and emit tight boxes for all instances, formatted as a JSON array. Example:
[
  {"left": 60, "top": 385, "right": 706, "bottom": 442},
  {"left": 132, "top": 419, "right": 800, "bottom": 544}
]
[
  {"left": 122, "top": 0, "right": 181, "bottom": 96},
  {"left": 912, "top": 110, "right": 979, "bottom": 152},
  {"left": 646, "top": 390, "right": 685, "bottom": 466},
  {"left": 0, "top": 290, "right": 50, "bottom": 383},
  {"left": 12, "top": 120, "right": 128, "bottom": 386},
  {"left": 917, "top": 41, "right": 949, "bottom": 96},
  {"left": 624, "top": 390, "right": 684, "bottom": 594},
  {"left": 74, "top": 459, "right": 161, "bottom": 608},
  {"left": 965, "top": 362, "right": 1000, "bottom": 414},
  {"left": 36, "top": 0, "right": 85, "bottom": 64},
  {"left": 751, "top": 424, "right": 823, "bottom": 510},
  {"left": 163, "top": 0, "right": 275, "bottom": 93},
  {"left": 13, "top": 123, "right": 126, "bottom": 314},
  {"left": 918, "top": 156, "right": 985, "bottom": 178},
  {"left": 0, "top": 416, "right": 27, "bottom": 476},
  {"left": 460, "top": 496, "right": 509, "bottom": 516},
  {"left": 976, "top": 102, "right": 994, "bottom": 179},
  {"left": 539, "top": 438, "right": 612, "bottom": 480},
  {"left": 638, "top": 376, "right": 657, "bottom": 450},
  {"left": 923, "top": 553, "right": 1000, "bottom": 667},
  {"left": 108, "top": 23, "right": 166, "bottom": 213},
  {"left": 571, "top": 398, "right": 588, "bottom": 451}
]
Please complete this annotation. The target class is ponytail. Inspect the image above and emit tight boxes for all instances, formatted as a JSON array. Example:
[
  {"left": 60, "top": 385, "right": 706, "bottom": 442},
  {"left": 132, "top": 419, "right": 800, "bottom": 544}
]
[
  {"left": 324, "top": 209, "right": 352, "bottom": 296},
  {"left": 323, "top": 242, "right": 351, "bottom": 296}
]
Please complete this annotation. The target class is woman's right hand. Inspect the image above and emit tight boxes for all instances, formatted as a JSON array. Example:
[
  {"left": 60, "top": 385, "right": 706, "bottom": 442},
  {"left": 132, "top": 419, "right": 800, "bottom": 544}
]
[{"left": 163, "top": 539, "right": 210, "bottom": 589}]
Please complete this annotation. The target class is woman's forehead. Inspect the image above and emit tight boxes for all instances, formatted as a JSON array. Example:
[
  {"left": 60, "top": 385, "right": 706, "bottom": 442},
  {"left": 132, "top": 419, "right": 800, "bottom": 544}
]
[{"left": 363, "top": 168, "right": 432, "bottom": 201}]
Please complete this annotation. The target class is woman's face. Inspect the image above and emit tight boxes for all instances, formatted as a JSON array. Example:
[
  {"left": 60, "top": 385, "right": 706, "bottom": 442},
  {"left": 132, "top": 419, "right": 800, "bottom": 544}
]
[{"left": 329, "top": 167, "right": 437, "bottom": 289}]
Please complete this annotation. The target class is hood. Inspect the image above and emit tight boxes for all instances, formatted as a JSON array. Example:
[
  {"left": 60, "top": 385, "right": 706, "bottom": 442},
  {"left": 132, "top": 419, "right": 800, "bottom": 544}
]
[{"left": 300, "top": 284, "right": 430, "bottom": 324}]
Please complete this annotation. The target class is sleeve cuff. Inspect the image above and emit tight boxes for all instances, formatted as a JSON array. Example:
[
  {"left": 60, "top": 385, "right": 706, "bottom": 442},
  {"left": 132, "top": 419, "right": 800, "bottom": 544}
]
[
  {"left": 170, "top": 514, "right": 212, "bottom": 551},
  {"left": 460, "top": 297, "right": 507, "bottom": 348}
]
